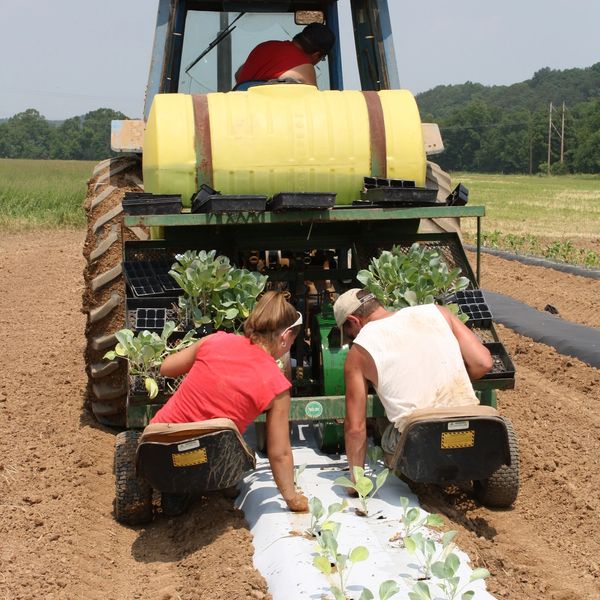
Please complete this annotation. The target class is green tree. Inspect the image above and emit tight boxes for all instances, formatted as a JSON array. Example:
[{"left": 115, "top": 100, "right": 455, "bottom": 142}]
[{"left": 0, "top": 109, "right": 55, "bottom": 159}]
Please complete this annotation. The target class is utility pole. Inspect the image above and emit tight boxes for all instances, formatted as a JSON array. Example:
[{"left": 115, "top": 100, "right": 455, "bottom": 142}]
[
  {"left": 560, "top": 101, "right": 566, "bottom": 163},
  {"left": 547, "top": 102, "right": 553, "bottom": 175}
]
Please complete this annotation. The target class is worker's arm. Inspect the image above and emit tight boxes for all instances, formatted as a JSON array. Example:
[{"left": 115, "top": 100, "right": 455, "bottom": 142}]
[
  {"left": 437, "top": 306, "right": 493, "bottom": 379},
  {"left": 280, "top": 63, "right": 317, "bottom": 86},
  {"left": 160, "top": 337, "right": 209, "bottom": 377},
  {"left": 344, "top": 346, "right": 369, "bottom": 477},
  {"left": 265, "top": 391, "right": 308, "bottom": 512}
]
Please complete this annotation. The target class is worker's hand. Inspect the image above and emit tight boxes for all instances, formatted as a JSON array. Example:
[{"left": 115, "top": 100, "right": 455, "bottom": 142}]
[{"left": 285, "top": 492, "right": 309, "bottom": 513}]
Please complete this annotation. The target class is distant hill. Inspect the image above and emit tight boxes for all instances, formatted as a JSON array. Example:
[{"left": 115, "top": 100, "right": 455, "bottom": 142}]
[{"left": 416, "top": 62, "right": 600, "bottom": 120}]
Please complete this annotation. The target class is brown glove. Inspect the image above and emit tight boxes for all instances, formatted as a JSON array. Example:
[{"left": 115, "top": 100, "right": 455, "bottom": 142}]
[{"left": 285, "top": 492, "right": 309, "bottom": 513}]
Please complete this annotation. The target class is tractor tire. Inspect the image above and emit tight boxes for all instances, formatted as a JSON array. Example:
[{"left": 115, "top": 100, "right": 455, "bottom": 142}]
[
  {"left": 82, "top": 156, "right": 147, "bottom": 426},
  {"left": 419, "top": 161, "right": 462, "bottom": 237},
  {"left": 114, "top": 430, "right": 153, "bottom": 525},
  {"left": 474, "top": 418, "right": 520, "bottom": 508}
]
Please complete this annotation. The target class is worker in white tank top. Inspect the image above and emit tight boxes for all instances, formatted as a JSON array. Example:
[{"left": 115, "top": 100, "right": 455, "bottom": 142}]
[{"left": 333, "top": 288, "right": 493, "bottom": 476}]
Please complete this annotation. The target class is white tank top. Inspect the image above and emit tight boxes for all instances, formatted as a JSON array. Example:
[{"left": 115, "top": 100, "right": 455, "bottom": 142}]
[{"left": 353, "top": 304, "right": 478, "bottom": 428}]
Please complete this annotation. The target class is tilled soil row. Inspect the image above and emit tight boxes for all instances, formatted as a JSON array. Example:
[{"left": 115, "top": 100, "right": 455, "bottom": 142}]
[{"left": 0, "top": 231, "right": 598, "bottom": 599}]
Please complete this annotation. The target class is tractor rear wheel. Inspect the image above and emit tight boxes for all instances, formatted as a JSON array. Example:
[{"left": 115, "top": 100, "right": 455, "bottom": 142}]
[
  {"left": 474, "top": 418, "right": 520, "bottom": 508},
  {"left": 82, "top": 156, "right": 146, "bottom": 426},
  {"left": 114, "top": 430, "right": 153, "bottom": 525}
]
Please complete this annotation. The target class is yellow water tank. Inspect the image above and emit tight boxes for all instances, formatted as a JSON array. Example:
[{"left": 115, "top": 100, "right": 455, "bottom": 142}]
[{"left": 143, "top": 85, "right": 425, "bottom": 206}]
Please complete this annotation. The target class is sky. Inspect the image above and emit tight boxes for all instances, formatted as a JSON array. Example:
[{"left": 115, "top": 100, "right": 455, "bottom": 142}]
[{"left": 0, "top": 0, "right": 598, "bottom": 120}]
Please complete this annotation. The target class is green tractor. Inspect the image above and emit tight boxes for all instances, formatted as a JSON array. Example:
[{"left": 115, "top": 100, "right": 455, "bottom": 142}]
[{"left": 81, "top": 1, "right": 519, "bottom": 524}]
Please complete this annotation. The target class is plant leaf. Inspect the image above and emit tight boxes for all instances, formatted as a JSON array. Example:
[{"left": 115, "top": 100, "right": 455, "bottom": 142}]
[
  {"left": 145, "top": 377, "right": 159, "bottom": 400},
  {"left": 312, "top": 555, "right": 331, "bottom": 575},
  {"left": 469, "top": 568, "right": 490, "bottom": 582},
  {"left": 358, "top": 588, "right": 374, "bottom": 600},
  {"left": 334, "top": 476, "right": 355, "bottom": 489},
  {"left": 349, "top": 546, "right": 369, "bottom": 563},
  {"left": 425, "top": 513, "right": 444, "bottom": 528},
  {"left": 379, "top": 580, "right": 400, "bottom": 600}
]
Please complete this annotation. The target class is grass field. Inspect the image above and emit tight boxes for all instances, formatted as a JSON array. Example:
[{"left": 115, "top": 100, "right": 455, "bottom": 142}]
[
  {"left": 456, "top": 172, "right": 600, "bottom": 239},
  {"left": 1, "top": 159, "right": 598, "bottom": 264},
  {"left": 0, "top": 158, "right": 95, "bottom": 230}
]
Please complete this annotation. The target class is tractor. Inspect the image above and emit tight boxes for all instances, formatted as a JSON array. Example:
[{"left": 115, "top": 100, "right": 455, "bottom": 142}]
[{"left": 81, "top": 0, "right": 519, "bottom": 524}]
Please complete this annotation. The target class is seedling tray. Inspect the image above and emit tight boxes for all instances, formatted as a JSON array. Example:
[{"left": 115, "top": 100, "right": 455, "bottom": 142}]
[
  {"left": 125, "top": 297, "right": 180, "bottom": 332},
  {"left": 193, "top": 194, "right": 267, "bottom": 214},
  {"left": 360, "top": 186, "right": 439, "bottom": 206},
  {"left": 363, "top": 176, "right": 416, "bottom": 189},
  {"left": 268, "top": 192, "right": 336, "bottom": 211},
  {"left": 444, "top": 290, "right": 493, "bottom": 328},
  {"left": 128, "top": 276, "right": 164, "bottom": 297},
  {"left": 481, "top": 342, "right": 515, "bottom": 379},
  {"left": 122, "top": 193, "right": 182, "bottom": 215}
]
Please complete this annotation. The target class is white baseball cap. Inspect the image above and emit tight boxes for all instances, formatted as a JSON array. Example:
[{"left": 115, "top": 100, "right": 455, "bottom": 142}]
[{"left": 333, "top": 288, "right": 376, "bottom": 328}]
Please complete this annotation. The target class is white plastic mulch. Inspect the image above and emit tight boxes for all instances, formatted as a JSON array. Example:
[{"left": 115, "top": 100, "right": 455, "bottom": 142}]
[{"left": 237, "top": 424, "right": 495, "bottom": 600}]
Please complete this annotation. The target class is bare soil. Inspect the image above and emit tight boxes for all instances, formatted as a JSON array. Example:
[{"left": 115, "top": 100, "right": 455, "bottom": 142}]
[{"left": 1, "top": 231, "right": 599, "bottom": 600}]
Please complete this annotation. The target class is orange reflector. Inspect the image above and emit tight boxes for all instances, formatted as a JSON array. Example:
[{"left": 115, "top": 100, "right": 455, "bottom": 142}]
[
  {"left": 441, "top": 430, "right": 475, "bottom": 449},
  {"left": 172, "top": 447, "right": 208, "bottom": 467}
]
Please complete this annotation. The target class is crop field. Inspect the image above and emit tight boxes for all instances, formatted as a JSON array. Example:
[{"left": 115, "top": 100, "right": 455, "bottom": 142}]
[
  {"left": 0, "top": 158, "right": 95, "bottom": 230},
  {"left": 457, "top": 172, "right": 600, "bottom": 266}
]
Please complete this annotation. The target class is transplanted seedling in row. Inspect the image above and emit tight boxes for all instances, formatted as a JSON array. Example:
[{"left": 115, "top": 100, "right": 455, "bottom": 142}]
[
  {"left": 294, "top": 463, "right": 307, "bottom": 489},
  {"left": 408, "top": 553, "right": 490, "bottom": 600},
  {"left": 335, "top": 466, "right": 389, "bottom": 516},
  {"left": 405, "top": 530, "right": 458, "bottom": 580},
  {"left": 399, "top": 496, "right": 444, "bottom": 539},
  {"left": 307, "top": 496, "right": 347, "bottom": 538},
  {"left": 313, "top": 528, "right": 370, "bottom": 600},
  {"left": 358, "top": 580, "right": 401, "bottom": 600}
]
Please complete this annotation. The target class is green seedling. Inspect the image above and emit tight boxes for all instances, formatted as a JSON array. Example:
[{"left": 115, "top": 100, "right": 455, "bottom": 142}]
[
  {"left": 405, "top": 530, "right": 458, "bottom": 579},
  {"left": 104, "top": 321, "right": 196, "bottom": 399},
  {"left": 294, "top": 463, "right": 307, "bottom": 489},
  {"left": 399, "top": 497, "right": 444, "bottom": 539},
  {"left": 307, "top": 496, "right": 347, "bottom": 538},
  {"left": 169, "top": 249, "right": 267, "bottom": 330},
  {"left": 430, "top": 553, "right": 490, "bottom": 600},
  {"left": 313, "top": 528, "right": 370, "bottom": 600},
  {"left": 359, "top": 580, "right": 401, "bottom": 600},
  {"left": 335, "top": 466, "right": 389, "bottom": 516},
  {"left": 357, "top": 243, "right": 470, "bottom": 312},
  {"left": 366, "top": 446, "right": 384, "bottom": 472}
]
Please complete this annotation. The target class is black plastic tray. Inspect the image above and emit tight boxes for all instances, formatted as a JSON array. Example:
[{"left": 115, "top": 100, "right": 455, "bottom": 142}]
[
  {"left": 360, "top": 186, "right": 439, "bottom": 206},
  {"left": 482, "top": 342, "right": 515, "bottom": 379},
  {"left": 193, "top": 194, "right": 268, "bottom": 213},
  {"left": 268, "top": 192, "right": 336, "bottom": 211},
  {"left": 191, "top": 184, "right": 218, "bottom": 214},
  {"left": 128, "top": 276, "right": 164, "bottom": 297},
  {"left": 122, "top": 193, "right": 182, "bottom": 215},
  {"left": 363, "top": 177, "right": 416, "bottom": 189}
]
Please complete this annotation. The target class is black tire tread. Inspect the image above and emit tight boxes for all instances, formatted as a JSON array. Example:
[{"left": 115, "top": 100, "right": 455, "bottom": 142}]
[
  {"left": 114, "top": 431, "right": 153, "bottom": 525},
  {"left": 475, "top": 418, "right": 520, "bottom": 508}
]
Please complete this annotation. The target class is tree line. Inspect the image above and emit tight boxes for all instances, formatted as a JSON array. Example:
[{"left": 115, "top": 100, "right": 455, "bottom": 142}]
[
  {"left": 417, "top": 63, "right": 600, "bottom": 174},
  {"left": 0, "top": 108, "right": 126, "bottom": 161},
  {"left": 1, "top": 62, "right": 599, "bottom": 173}
]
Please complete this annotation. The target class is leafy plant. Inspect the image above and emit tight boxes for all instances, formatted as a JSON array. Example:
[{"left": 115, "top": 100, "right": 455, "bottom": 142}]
[
  {"left": 104, "top": 321, "right": 196, "bottom": 399},
  {"left": 313, "top": 528, "right": 370, "bottom": 600},
  {"left": 431, "top": 554, "right": 490, "bottom": 600},
  {"left": 169, "top": 250, "right": 267, "bottom": 330},
  {"left": 405, "top": 530, "right": 458, "bottom": 579},
  {"left": 335, "top": 466, "right": 389, "bottom": 516},
  {"left": 294, "top": 463, "right": 307, "bottom": 489},
  {"left": 359, "top": 580, "right": 401, "bottom": 600},
  {"left": 307, "top": 496, "right": 347, "bottom": 538},
  {"left": 357, "top": 244, "right": 470, "bottom": 312},
  {"left": 399, "top": 497, "right": 444, "bottom": 539}
]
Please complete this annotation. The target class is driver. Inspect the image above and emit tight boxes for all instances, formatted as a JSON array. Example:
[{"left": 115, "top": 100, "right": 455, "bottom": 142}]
[{"left": 235, "top": 23, "right": 335, "bottom": 88}]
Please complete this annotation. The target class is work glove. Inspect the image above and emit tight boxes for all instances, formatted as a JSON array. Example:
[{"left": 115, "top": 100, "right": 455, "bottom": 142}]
[{"left": 285, "top": 492, "right": 309, "bottom": 513}]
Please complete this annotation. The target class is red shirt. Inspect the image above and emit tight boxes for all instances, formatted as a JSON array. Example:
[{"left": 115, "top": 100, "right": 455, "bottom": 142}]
[
  {"left": 236, "top": 40, "right": 312, "bottom": 84},
  {"left": 151, "top": 332, "right": 290, "bottom": 433}
]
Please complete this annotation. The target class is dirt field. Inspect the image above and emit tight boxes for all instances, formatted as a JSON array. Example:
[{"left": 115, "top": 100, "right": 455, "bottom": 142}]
[{"left": 1, "top": 231, "right": 599, "bottom": 600}]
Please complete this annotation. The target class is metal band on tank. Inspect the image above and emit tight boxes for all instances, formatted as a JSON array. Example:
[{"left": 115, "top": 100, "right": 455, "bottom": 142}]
[
  {"left": 361, "top": 91, "right": 387, "bottom": 179},
  {"left": 192, "top": 94, "right": 214, "bottom": 188}
]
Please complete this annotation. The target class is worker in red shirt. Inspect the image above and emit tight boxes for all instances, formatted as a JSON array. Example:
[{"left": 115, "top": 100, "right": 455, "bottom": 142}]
[
  {"left": 151, "top": 291, "right": 308, "bottom": 513},
  {"left": 235, "top": 22, "right": 335, "bottom": 88}
]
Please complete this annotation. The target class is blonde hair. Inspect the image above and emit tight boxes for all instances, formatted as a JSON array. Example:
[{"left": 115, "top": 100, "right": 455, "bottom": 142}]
[{"left": 244, "top": 291, "right": 300, "bottom": 347}]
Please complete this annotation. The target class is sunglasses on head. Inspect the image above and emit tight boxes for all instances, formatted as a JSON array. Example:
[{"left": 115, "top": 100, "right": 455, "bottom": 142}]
[{"left": 282, "top": 311, "right": 303, "bottom": 336}]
